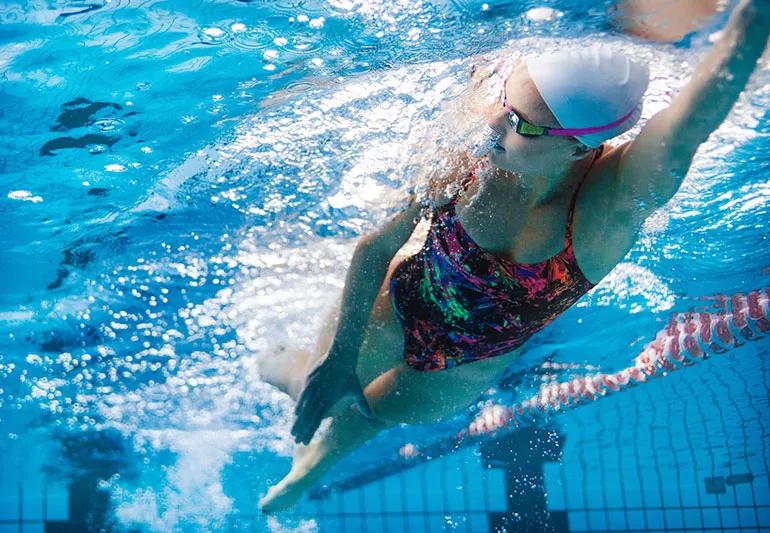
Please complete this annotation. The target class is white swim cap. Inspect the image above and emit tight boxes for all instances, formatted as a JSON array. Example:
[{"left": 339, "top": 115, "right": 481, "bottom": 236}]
[{"left": 525, "top": 45, "right": 650, "bottom": 148}]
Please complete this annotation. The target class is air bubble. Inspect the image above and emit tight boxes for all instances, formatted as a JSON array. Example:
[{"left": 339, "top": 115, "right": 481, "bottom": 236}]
[
  {"left": 8, "top": 190, "right": 43, "bottom": 202},
  {"left": 89, "top": 118, "right": 125, "bottom": 132},
  {"left": 525, "top": 7, "right": 563, "bottom": 22},
  {"left": 199, "top": 27, "right": 228, "bottom": 44}
]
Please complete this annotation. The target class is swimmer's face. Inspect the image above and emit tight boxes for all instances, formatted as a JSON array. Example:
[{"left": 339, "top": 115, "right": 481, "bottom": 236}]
[{"left": 485, "top": 62, "right": 591, "bottom": 177}]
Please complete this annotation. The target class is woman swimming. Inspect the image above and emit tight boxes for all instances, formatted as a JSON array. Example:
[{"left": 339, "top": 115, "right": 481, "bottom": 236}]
[{"left": 260, "top": 0, "right": 770, "bottom": 512}]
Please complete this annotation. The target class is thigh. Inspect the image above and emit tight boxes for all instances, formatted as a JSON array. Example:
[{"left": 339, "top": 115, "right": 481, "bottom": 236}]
[
  {"left": 365, "top": 359, "right": 503, "bottom": 427},
  {"left": 366, "top": 344, "right": 523, "bottom": 426}
]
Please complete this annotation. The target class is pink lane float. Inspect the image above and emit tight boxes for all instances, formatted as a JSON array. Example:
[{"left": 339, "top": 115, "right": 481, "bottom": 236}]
[{"left": 463, "top": 288, "right": 770, "bottom": 439}]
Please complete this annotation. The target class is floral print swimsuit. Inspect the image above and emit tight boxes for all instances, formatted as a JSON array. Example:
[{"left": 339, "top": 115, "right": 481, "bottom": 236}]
[{"left": 389, "top": 165, "right": 597, "bottom": 372}]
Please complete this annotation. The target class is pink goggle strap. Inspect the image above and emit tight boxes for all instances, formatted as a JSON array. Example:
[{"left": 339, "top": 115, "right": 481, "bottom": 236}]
[
  {"left": 540, "top": 106, "right": 638, "bottom": 137},
  {"left": 502, "top": 93, "right": 637, "bottom": 137}
]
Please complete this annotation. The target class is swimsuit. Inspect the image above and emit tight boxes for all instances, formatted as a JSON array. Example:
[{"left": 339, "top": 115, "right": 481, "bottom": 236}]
[{"left": 388, "top": 163, "right": 598, "bottom": 372}]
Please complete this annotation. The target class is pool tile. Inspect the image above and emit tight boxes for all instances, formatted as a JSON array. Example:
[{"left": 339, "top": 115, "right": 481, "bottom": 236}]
[
  {"left": 626, "top": 510, "right": 645, "bottom": 530},
  {"left": 567, "top": 510, "right": 587, "bottom": 531},
  {"left": 483, "top": 467, "right": 507, "bottom": 513},
  {"left": 683, "top": 508, "right": 702, "bottom": 529},
  {"left": 0, "top": 491, "right": 19, "bottom": 521},
  {"left": 738, "top": 506, "right": 758, "bottom": 528},
  {"left": 467, "top": 512, "right": 488, "bottom": 533},
  {"left": 587, "top": 510, "right": 606, "bottom": 530},
  {"left": 720, "top": 506, "right": 740, "bottom": 528}
]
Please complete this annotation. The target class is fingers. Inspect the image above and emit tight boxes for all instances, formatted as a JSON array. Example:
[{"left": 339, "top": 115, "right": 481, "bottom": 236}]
[
  {"left": 294, "top": 403, "right": 325, "bottom": 444},
  {"left": 294, "top": 364, "right": 325, "bottom": 413},
  {"left": 292, "top": 375, "right": 335, "bottom": 444},
  {"left": 293, "top": 383, "right": 314, "bottom": 423},
  {"left": 291, "top": 395, "right": 326, "bottom": 445},
  {"left": 290, "top": 369, "right": 370, "bottom": 445}
]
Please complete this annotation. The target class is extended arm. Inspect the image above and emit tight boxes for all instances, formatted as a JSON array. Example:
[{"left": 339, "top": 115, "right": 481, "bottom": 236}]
[
  {"left": 619, "top": 0, "right": 770, "bottom": 221},
  {"left": 290, "top": 196, "right": 425, "bottom": 444}
]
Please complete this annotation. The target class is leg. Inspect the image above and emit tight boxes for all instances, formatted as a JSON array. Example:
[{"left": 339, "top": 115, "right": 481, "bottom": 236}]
[
  {"left": 260, "top": 299, "right": 342, "bottom": 400},
  {"left": 259, "top": 403, "right": 386, "bottom": 513},
  {"left": 259, "top": 346, "right": 314, "bottom": 400},
  {"left": 259, "top": 354, "right": 514, "bottom": 513}
]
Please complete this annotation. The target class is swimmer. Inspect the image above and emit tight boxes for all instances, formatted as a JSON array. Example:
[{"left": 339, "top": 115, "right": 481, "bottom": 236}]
[{"left": 260, "top": 0, "right": 770, "bottom": 513}]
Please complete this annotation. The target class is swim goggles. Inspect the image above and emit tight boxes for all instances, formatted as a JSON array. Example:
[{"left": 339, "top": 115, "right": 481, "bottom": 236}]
[{"left": 501, "top": 84, "right": 637, "bottom": 138}]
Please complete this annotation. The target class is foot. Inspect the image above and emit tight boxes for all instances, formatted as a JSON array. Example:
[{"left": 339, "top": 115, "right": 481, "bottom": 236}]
[
  {"left": 259, "top": 472, "right": 307, "bottom": 514},
  {"left": 259, "top": 445, "right": 320, "bottom": 514},
  {"left": 260, "top": 402, "right": 381, "bottom": 514}
]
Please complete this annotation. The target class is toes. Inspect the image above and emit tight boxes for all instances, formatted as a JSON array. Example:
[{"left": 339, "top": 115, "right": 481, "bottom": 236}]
[
  {"left": 259, "top": 478, "right": 297, "bottom": 514},
  {"left": 259, "top": 486, "right": 284, "bottom": 514}
]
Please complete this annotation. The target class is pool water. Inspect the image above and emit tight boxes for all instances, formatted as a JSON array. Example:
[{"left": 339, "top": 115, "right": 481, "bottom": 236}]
[{"left": 1, "top": 1, "right": 769, "bottom": 532}]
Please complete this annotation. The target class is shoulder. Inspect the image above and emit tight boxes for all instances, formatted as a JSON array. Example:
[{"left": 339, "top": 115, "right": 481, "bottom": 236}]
[{"left": 571, "top": 142, "right": 641, "bottom": 285}]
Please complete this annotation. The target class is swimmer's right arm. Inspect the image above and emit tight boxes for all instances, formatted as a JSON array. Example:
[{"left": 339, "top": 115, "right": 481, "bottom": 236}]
[
  {"left": 324, "top": 196, "right": 425, "bottom": 368},
  {"left": 291, "top": 196, "right": 425, "bottom": 444},
  {"left": 305, "top": 149, "right": 475, "bottom": 379},
  {"left": 291, "top": 149, "right": 479, "bottom": 443}
]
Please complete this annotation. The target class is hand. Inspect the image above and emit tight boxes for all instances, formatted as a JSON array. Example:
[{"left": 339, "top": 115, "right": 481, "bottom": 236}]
[{"left": 290, "top": 353, "right": 375, "bottom": 445}]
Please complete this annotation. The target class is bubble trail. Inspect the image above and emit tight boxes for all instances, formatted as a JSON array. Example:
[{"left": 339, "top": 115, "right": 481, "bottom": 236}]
[{"left": 310, "top": 287, "right": 770, "bottom": 498}]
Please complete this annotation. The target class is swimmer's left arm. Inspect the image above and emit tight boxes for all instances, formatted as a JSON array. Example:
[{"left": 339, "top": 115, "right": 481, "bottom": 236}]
[
  {"left": 618, "top": 0, "right": 770, "bottom": 220},
  {"left": 575, "top": 0, "right": 768, "bottom": 283}
]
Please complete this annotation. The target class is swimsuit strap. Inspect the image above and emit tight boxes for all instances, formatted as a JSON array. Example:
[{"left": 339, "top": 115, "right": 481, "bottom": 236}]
[
  {"left": 563, "top": 173, "right": 583, "bottom": 245},
  {"left": 564, "top": 145, "right": 603, "bottom": 245}
]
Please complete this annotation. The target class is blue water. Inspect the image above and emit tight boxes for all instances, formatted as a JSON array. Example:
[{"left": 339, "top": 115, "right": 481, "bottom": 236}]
[{"left": 1, "top": 1, "right": 769, "bottom": 532}]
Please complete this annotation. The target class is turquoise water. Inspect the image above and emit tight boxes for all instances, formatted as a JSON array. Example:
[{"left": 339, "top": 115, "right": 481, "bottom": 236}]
[{"left": 1, "top": 1, "right": 769, "bottom": 532}]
